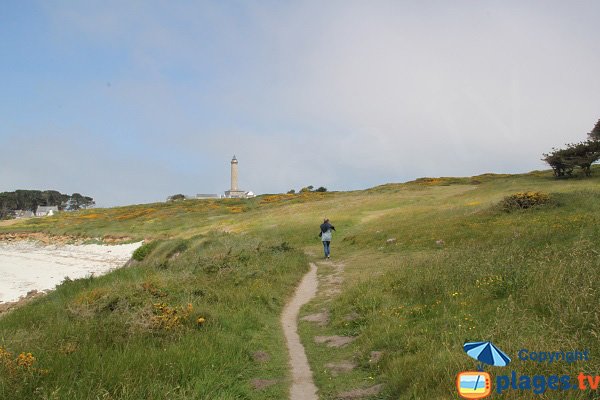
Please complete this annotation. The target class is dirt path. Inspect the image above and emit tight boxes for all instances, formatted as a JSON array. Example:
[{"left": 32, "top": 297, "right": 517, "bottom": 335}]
[{"left": 281, "top": 262, "right": 319, "bottom": 400}]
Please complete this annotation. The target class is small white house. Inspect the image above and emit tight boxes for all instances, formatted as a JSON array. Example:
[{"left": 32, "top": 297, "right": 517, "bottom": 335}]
[
  {"left": 36, "top": 206, "right": 59, "bottom": 217},
  {"left": 14, "top": 210, "right": 34, "bottom": 218}
]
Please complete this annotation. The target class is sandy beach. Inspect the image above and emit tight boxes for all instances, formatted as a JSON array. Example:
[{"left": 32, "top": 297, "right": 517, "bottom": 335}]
[{"left": 0, "top": 241, "right": 142, "bottom": 304}]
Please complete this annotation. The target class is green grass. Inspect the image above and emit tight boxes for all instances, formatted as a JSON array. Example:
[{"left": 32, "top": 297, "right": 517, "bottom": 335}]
[
  {"left": 0, "top": 233, "right": 307, "bottom": 399},
  {"left": 2, "top": 168, "right": 600, "bottom": 399}
]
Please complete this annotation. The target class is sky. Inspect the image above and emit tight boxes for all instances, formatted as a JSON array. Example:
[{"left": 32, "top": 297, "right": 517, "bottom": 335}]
[{"left": 1, "top": 1, "right": 599, "bottom": 207}]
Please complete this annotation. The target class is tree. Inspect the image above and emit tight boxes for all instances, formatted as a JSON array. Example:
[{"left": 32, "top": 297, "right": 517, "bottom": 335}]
[
  {"left": 543, "top": 118, "right": 600, "bottom": 177},
  {"left": 168, "top": 194, "right": 186, "bottom": 202},
  {"left": 68, "top": 193, "right": 96, "bottom": 210},
  {"left": 0, "top": 192, "right": 17, "bottom": 219},
  {"left": 287, "top": 189, "right": 296, "bottom": 194},
  {"left": 315, "top": 187, "right": 328, "bottom": 192},
  {"left": 82, "top": 196, "right": 95, "bottom": 209},
  {"left": 42, "top": 190, "right": 64, "bottom": 208},
  {"left": 299, "top": 185, "right": 314, "bottom": 193},
  {"left": 589, "top": 119, "right": 600, "bottom": 141},
  {"left": 542, "top": 148, "right": 573, "bottom": 177},
  {"left": 14, "top": 190, "right": 43, "bottom": 212},
  {"left": 543, "top": 141, "right": 600, "bottom": 177},
  {"left": 568, "top": 141, "right": 600, "bottom": 176}
]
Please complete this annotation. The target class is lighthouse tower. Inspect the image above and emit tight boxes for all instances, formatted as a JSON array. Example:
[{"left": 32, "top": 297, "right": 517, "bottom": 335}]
[
  {"left": 230, "top": 155, "right": 239, "bottom": 191},
  {"left": 224, "top": 155, "right": 247, "bottom": 198}
]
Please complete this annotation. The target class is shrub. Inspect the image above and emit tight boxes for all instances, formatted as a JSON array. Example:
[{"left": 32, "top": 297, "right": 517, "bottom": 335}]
[
  {"left": 132, "top": 241, "right": 158, "bottom": 261},
  {"left": 167, "top": 194, "right": 185, "bottom": 202},
  {"left": 270, "top": 241, "right": 293, "bottom": 252},
  {"left": 150, "top": 302, "right": 194, "bottom": 330},
  {"left": 498, "top": 192, "right": 551, "bottom": 211}
]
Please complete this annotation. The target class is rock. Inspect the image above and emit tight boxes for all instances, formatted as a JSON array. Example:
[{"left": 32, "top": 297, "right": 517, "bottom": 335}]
[
  {"left": 337, "top": 384, "right": 384, "bottom": 399},
  {"left": 250, "top": 379, "right": 277, "bottom": 390},
  {"left": 252, "top": 351, "right": 270, "bottom": 363},
  {"left": 344, "top": 311, "right": 360, "bottom": 321},
  {"left": 369, "top": 351, "right": 384, "bottom": 364},
  {"left": 325, "top": 360, "right": 356, "bottom": 376},
  {"left": 314, "top": 336, "right": 356, "bottom": 347},
  {"left": 436, "top": 239, "right": 445, "bottom": 246},
  {"left": 301, "top": 311, "right": 330, "bottom": 327}
]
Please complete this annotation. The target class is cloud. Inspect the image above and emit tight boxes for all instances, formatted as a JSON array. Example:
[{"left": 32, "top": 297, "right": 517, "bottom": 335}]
[{"left": 2, "top": 1, "right": 600, "bottom": 205}]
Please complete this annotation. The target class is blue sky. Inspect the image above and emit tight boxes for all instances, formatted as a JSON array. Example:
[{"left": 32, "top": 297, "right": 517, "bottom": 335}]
[{"left": 1, "top": 1, "right": 599, "bottom": 206}]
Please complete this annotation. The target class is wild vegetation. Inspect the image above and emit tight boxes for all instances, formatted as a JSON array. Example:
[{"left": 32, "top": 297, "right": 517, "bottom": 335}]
[{"left": 1, "top": 168, "right": 600, "bottom": 398}]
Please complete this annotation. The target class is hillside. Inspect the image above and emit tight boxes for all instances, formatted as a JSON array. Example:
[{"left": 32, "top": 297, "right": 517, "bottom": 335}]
[{"left": 1, "top": 169, "right": 600, "bottom": 399}]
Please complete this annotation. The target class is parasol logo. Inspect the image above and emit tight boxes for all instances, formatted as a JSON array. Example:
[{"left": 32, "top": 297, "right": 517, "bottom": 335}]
[{"left": 456, "top": 341, "right": 511, "bottom": 399}]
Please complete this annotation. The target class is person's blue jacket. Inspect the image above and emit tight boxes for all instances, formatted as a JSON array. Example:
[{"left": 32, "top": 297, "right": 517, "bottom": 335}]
[{"left": 319, "top": 222, "right": 336, "bottom": 241}]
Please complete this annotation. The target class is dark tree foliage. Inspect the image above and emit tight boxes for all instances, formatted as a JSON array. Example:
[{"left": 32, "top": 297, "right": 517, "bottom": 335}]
[
  {"left": 0, "top": 190, "right": 95, "bottom": 218},
  {"left": 167, "top": 194, "right": 186, "bottom": 202},
  {"left": 543, "top": 118, "right": 600, "bottom": 178},
  {"left": 68, "top": 193, "right": 95, "bottom": 210},
  {"left": 315, "top": 187, "right": 328, "bottom": 192},
  {"left": 543, "top": 141, "right": 600, "bottom": 177},
  {"left": 299, "top": 185, "right": 315, "bottom": 193},
  {"left": 589, "top": 119, "right": 600, "bottom": 141}
]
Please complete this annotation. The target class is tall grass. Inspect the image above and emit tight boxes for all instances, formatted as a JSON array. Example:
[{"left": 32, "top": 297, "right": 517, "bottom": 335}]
[
  {"left": 0, "top": 233, "right": 307, "bottom": 399},
  {"left": 299, "top": 185, "right": 600, "bottom": 399}
]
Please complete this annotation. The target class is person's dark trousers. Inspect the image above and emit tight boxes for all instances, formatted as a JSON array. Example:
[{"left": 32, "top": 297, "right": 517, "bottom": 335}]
[{"left": 323, "top": 241, "right": 331, "bottom": 257}]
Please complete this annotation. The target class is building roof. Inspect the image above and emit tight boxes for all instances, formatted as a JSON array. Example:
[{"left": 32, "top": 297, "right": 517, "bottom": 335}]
[{"left": 37, "top": 206, "right": 59, "bottom": 213}]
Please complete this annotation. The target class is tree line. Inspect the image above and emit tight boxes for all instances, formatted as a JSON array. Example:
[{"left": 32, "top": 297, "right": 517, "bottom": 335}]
[
  {"left": 287, "top": 185, "right": 327, "bottom": 194},
  {"left": 543, "top": 119, "right": 600, "bottom": 177},
  {"left": 0, "top": 190, "right": 95, "bottom": 219}
]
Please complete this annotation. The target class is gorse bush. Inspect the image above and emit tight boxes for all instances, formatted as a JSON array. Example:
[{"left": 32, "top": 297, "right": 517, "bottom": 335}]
[
  {"left": 0, "top": 346, "right": 48, "bottom": 390},
  {"left": 498, "top": 191, "right": 551, "bottom": 211}
]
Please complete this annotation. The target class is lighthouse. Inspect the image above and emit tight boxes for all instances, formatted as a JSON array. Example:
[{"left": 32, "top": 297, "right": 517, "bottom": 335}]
[
  {"left": 230, "top": 155, "right": 239, "bottom": 191},
  {"left": 224, "top": 155, "right": 251, "bottom": 198}
]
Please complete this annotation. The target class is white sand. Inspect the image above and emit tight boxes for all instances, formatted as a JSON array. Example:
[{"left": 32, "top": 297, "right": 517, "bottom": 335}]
[{"left": 0, "top": 241, "right": 142, "bottom": 303}]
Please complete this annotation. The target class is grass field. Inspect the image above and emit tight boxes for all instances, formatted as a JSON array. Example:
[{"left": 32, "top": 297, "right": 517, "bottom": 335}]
[{"left": 2, "top": 168, "right": 600, "bottom": 399}]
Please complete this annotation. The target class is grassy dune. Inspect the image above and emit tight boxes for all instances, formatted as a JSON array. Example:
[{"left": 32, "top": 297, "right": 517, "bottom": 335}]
[{"left": 2, "top": 169, "right": 600, "bottom": 399}]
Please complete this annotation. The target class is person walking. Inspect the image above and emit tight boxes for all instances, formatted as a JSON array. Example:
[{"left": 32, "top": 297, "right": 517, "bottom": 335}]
[{"left": 319, "top": 218, "right": 336, "bottom": 259}]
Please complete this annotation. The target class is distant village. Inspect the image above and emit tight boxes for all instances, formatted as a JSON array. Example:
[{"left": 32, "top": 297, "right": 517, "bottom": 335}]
[
  {"left": 14, "top": 206, "right": 58, "bottom": 219},
  {"left": 0, "top": 191, "right": 95, "bottom": 220}
]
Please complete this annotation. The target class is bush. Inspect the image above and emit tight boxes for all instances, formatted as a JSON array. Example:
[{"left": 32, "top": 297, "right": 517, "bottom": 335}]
[
  {"left": 132, "top": 241, "right": 158, "bottom": 261},
  {"left": 498, "top": 192, "right": 551, "bottom": 211},
  {"left": 167, "top": 194, "right": 186, "bottom": 202}
]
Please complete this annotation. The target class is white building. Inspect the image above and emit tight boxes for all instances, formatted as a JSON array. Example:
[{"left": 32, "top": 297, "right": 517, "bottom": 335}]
[{"left": 36, "top": 206, "right": 59, "bottom": 217}]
